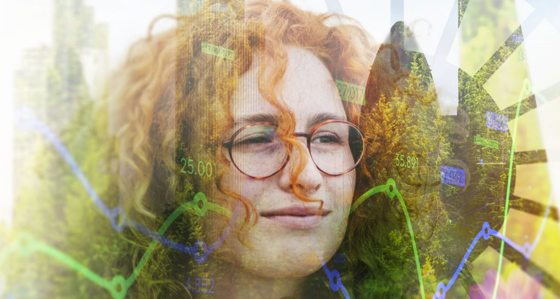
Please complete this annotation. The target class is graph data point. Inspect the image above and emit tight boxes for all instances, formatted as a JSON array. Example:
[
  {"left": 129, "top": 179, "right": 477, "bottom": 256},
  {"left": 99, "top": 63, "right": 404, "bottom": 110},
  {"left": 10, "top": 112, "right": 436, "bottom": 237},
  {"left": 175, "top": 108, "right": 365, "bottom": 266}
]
[
  {"left": 193, "top": 240, "right": 208, "bottom": 264},
  {"left": 523, "top": 242, "right": 531, "bottom": 258},
  {"left": 386, "top": 178, "right": 397, "bottom": 198},
  {"left": 482, "top": 222, "right": 491, "bottom": 240},
  {"left": 110, "top": 275, "right": 127, "bottom": 299},
  {"left": 193, "top": 192, "right": 209, "bottom": 216},
  {"left": 435, "top": 282, "right": 446, "bottom": 299},
  {"left": 328, "top": 269, "right": 341, "bottom": 291}
]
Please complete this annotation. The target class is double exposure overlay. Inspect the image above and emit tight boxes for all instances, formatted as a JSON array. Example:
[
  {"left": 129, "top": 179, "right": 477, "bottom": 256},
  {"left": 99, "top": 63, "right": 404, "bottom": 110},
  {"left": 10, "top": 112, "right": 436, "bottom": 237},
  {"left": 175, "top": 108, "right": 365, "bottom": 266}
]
[{"left": 1, "top": 0, "right": 560, "bottom": 298}]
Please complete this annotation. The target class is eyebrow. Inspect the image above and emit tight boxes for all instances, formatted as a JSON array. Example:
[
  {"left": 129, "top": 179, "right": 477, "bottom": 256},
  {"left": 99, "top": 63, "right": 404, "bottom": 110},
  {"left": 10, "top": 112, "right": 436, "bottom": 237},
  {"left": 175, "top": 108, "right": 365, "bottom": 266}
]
[
  {"left": 308, "top": 112, "right": 347, "bottom": 129},
  {"left": 235, "top": 113, "right": 278, "bottom": 127},
  {"left": 236, "top": 112, "right": 346, "bottom": 129}
]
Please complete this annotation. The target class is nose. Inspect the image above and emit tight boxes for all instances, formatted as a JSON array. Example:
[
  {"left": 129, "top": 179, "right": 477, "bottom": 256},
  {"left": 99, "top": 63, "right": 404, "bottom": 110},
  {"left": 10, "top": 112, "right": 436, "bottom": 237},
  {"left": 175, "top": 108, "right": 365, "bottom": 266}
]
[{"left": 278, "top": 139, "right": 322, "bottom": 195}]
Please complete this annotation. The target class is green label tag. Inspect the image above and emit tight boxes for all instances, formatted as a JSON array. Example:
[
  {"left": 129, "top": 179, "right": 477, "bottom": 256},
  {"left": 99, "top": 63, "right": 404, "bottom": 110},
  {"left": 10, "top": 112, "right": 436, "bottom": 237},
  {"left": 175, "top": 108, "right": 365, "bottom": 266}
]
[
  {"left": 474, "top": 135, "right": 499, "bottom": 149},
  {"left": 201, "top": 42, "right": 234, "bottom": 60},
  {"left": 335, "top": 80, "right": 365, "bottom": 105}
]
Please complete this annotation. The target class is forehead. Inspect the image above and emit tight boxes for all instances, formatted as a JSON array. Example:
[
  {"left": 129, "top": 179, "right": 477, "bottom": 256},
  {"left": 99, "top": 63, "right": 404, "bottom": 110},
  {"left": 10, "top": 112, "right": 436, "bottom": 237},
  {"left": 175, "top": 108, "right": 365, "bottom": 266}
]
[{"left": 230, "top": 47, "right": 346, "bottom": 130}]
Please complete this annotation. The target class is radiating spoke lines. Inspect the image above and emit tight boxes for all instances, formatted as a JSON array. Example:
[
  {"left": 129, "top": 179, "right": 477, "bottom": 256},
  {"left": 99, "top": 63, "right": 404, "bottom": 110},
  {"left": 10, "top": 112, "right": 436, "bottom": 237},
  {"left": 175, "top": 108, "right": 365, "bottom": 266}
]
[{"left": 432, "top": 79, "right": 555, "bottom": 298}]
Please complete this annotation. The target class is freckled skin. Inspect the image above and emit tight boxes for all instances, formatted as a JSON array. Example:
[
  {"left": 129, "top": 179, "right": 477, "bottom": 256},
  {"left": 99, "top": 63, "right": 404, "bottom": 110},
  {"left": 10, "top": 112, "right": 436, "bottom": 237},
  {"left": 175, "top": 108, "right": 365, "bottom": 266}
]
[{"left": 197, "top": 47, "right": 355, "bottom": 299}]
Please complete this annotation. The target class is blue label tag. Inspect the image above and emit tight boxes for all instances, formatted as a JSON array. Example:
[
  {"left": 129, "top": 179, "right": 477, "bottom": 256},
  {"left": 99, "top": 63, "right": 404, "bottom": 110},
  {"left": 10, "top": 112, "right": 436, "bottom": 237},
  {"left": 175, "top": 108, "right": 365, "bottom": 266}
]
[
  {"left": 486, "top": 111, "right": 508, "bottom": 132},
  {"left": 441, "top": 165, "right": 466, "bottom": 187}
]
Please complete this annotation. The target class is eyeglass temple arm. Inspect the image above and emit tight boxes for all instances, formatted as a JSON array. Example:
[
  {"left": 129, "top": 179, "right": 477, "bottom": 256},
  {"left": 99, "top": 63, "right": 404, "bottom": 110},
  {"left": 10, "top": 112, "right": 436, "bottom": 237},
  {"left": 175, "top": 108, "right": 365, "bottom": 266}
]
[{"left": 222, "top": 140, "right": 233, "bottom": 149}]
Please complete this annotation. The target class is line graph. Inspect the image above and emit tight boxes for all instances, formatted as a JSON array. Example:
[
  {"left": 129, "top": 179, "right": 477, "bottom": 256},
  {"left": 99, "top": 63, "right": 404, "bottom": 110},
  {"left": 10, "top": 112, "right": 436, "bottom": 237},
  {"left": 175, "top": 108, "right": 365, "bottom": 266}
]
[
  {"left": 3, "top": 79, "right": 553, "bottom": 299},
  {"left": 0, "top": 190, "right": 245, "bottom": 299},
  {"left": 5, "top": 104, "right": 410, "bottom": 299},
  {"left": 432, "top": 192, "right": 552, "bottom": 299},
  {"left": 14, "top": 106, "right": 245, "bottom": 263},
  {"left": 351, "top": 178, "right": 427, "bottom": 299},
  {"left": 3, "top": 106, "right": 251, "bottom": 298},
  {"left": 432, "top": 79, "right": 552, "bottom": 299},
  {"left": 5, "top": 105, "right": 378, "bottom": 298}
]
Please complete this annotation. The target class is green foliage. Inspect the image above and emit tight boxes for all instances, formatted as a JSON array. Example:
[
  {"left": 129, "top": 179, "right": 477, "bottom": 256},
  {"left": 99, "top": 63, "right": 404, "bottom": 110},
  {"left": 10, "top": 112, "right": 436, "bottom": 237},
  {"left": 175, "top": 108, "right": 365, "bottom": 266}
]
[
  {"left": 4, "top": 95, "right": 205, "bottom": 298},
  {"left": 348, "top": 4, "right": 523, "bottom": 295},
  {"left": 348, "top": 46, "right": 453, "bottom": 297}
]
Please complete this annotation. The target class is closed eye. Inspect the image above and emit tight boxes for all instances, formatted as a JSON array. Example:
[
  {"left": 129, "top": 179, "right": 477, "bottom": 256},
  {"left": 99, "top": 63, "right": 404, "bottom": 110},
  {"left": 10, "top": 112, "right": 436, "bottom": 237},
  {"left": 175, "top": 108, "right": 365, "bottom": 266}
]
[{"left": 236, "top": 134, "right": 275, "bottom": 146}]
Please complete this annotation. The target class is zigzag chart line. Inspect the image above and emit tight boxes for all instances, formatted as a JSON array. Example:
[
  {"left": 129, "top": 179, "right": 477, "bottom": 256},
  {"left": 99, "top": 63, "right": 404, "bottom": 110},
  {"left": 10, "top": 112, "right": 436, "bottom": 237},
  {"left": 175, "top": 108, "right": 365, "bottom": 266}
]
[
  {"left": 1, "top": 79, "right": 552, "bottom": 298},
  {"left": 433, "top": 79, "right": 550, "bottom": 299},
  {"left": 0, "top": 118, "right": 418, "bottom": 299},
  {"left": 13, "top": 106, "right": 243, "bottom": 261},
  {"left": 3, "top": 107, "right": 247, "bottom": 298},
  {"left": 0, "top": 192, "right": 235, "bottom": 298},
  {"left": 2, "top": 108, "right": 361, "bottom": 298}
]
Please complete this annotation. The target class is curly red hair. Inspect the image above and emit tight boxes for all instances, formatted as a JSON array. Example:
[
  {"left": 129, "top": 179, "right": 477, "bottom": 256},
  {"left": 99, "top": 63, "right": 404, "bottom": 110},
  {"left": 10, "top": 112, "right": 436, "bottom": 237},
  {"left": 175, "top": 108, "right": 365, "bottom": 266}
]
[
  {"left": 103, "top": 1, "right": 375, "bottom": 296},
  {"left": 109, "top": 0, "right": 375, "bottom": 222}
]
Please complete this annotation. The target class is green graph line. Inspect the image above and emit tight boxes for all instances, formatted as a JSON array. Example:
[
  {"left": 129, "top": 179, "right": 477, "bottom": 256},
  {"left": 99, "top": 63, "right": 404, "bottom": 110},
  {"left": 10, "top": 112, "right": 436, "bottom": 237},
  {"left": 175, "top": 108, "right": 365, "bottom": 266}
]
[
  {"left": 350, "top": 179, "right": 426, "bottom": 298},
  {"left": 491, "top": 78, "right": 533, "bottom": 299},
  {"left": 1, "top": 180, "right": 424, "bottom": 298},
  {"left": 0, "top": 192, "right": 242, "bottom": 299},
  {"left": 350, "top": 184, "right": 389, "bottom": 213},
  {"left": 393, "top": 180, "right": 426, "bottom": 299},
  {"left": 3, "top": 81, "right": 543, "bottom": 299},
  {"left": 0, "top": 232, "right": 116, "bottom": 294}
]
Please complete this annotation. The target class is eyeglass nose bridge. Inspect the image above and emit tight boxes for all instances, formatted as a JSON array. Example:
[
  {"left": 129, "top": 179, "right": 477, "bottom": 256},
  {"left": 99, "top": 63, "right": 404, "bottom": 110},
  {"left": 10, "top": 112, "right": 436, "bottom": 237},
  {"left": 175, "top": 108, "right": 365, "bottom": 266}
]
[
  {"left": 277, "top": 131, "right": 347, "bottom": 178},
  {"left": 289, "top": 132, "right": 313, "bottom": 145},
  {"left": 279, "top": 131, "right": 315, "bottom": 167}
]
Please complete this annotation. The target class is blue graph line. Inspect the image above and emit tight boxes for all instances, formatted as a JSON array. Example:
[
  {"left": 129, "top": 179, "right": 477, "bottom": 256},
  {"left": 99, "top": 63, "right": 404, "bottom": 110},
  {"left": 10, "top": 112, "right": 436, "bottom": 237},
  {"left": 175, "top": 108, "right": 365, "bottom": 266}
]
[
  {"left": 17, "top": 102, "right": 554, "bottom": 299},
  {"left": 14, "top": 105, "right": 352, "bottom": 297},
  {"left": 13, "top": 106, "right": 236, "bottom": 264},
  {"left": 323, "top": 263, "right": 350, "bottom": 299},
  {"left": 433, "top": 222, "right": 496, "bottom": 299},
  {"left": 433, "top": 192, "right": 554, "bottom": 298}
]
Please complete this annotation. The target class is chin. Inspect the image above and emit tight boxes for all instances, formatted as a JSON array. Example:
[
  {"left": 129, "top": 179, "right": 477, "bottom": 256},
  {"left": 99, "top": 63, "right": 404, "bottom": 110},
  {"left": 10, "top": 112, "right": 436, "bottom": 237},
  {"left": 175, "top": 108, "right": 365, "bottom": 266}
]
[
  {"left": 245, "top": 255, "right": 325, "bottom": 279},
  {"left": 239, "top": 238, "right": 341, "bottom": 279},
  {"left": 209, "top": 211, "right": 347, "bottom": 279}
]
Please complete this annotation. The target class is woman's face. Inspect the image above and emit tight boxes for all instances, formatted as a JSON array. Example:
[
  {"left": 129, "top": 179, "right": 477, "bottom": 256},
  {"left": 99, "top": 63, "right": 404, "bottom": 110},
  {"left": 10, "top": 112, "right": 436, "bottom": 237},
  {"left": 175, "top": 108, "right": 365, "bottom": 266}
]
[{"left": 208, "top": 47, "right": 355, "bottom": 279}]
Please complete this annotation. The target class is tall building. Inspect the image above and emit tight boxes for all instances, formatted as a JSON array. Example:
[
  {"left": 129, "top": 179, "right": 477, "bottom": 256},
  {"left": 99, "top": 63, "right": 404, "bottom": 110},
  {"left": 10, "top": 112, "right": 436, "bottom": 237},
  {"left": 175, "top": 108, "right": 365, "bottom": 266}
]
[
  {"left": 49, "top": 0, "right": 108, "bottom": 129},
  {"left": 13, "top": 45, "right": 51, "bottom": 120},
  {"left": 12, "top": 0, "right": 109, "bottom": 228},
  {"left": 12, "top": 45, "right": 52, "bottom": 202}
]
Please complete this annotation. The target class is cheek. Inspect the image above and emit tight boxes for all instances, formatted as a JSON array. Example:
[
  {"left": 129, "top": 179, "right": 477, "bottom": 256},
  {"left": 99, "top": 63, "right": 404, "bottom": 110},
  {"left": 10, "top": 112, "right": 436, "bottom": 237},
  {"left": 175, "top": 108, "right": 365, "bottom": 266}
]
[
  {"left": 202, "top": 166, "right": 264, "bottom": 242},
  {"left": 218, "top": 164, "right": 266, "bottom": 208},
  {"left": 341, "top": 171, "right": 356, "bottom": 201},
  {"left": 325, "top": 171, "right": 355, "bottom": 211}
]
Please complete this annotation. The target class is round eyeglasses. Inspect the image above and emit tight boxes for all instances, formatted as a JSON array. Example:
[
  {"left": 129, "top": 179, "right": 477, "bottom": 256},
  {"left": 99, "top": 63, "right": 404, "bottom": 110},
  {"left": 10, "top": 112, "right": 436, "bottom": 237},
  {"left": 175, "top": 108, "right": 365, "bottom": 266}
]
[{"left": 222, "top": 120, "right": 370, "bottom": 179}]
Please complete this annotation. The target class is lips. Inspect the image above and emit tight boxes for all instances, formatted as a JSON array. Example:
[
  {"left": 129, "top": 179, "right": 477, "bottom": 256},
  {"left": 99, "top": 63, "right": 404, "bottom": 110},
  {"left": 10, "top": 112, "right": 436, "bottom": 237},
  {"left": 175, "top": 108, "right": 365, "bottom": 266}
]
[{"left": 259, "top": 206, "right": 331, "bottom": 229}]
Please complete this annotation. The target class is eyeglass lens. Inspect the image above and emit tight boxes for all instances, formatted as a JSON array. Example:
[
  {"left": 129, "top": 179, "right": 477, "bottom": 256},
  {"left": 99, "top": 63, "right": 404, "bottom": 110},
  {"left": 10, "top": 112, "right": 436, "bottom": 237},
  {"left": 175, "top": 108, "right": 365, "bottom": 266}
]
[{"left": 230, "top": 122, "right": 363, "bottom": 178}]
